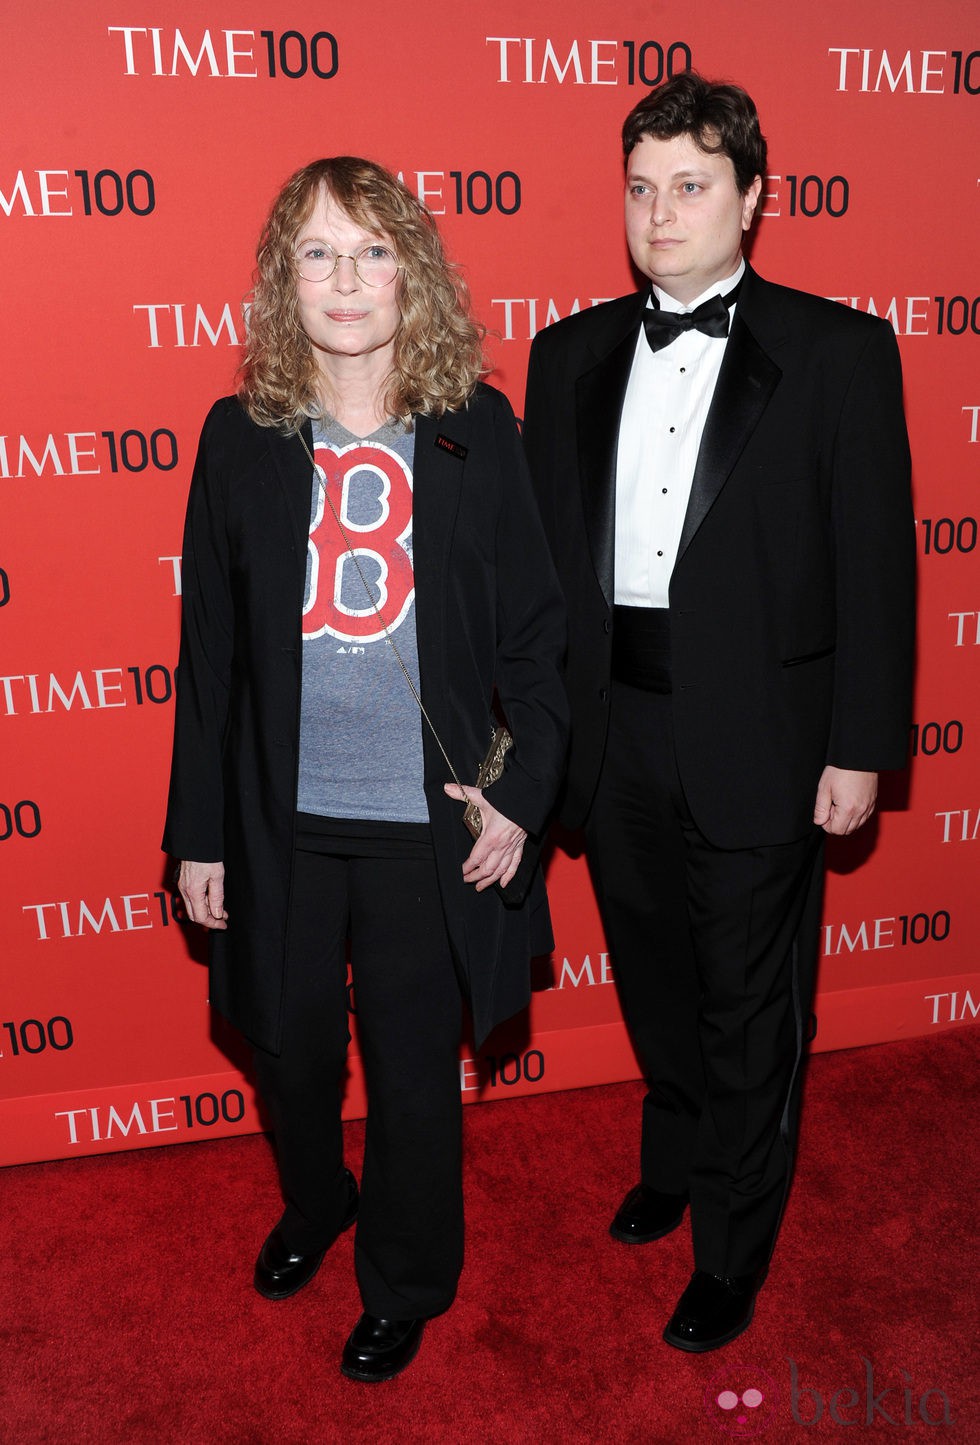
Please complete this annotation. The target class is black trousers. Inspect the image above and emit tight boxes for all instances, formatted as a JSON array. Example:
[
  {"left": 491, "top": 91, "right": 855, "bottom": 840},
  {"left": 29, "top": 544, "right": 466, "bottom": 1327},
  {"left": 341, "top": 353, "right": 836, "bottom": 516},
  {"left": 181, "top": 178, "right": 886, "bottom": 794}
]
[
  {"left": 252, "top": 846, "right": 463, "bottom": 1320},
  {"left": 586, "top": 681, "right": 824, "bottom": 1278}
]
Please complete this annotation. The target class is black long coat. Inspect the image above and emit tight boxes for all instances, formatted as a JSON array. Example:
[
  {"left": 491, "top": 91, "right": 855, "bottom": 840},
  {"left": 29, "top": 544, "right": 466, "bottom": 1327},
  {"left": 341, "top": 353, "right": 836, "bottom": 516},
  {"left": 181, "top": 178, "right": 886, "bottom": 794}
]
[
  {"left": 163, "top": 384, "right": 568, "bottom": 1052},
  {"left": 523, "top": 265, "right": 915, "bottom": 847}
]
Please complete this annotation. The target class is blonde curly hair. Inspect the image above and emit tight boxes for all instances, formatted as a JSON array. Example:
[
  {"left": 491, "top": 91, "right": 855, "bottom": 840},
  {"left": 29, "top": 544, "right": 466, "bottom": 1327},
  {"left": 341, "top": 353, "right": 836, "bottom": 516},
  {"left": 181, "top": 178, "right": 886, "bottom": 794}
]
[{"left": 239, "top": 157, "right": 485, "bottom": 430}]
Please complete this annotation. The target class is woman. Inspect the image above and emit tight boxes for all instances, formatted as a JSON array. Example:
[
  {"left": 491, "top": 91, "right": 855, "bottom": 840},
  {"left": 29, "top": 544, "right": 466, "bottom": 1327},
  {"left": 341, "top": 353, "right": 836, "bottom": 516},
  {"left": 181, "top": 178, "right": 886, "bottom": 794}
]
[{"left": 163, "top": 157, "right": 567, "bottom": 1382}]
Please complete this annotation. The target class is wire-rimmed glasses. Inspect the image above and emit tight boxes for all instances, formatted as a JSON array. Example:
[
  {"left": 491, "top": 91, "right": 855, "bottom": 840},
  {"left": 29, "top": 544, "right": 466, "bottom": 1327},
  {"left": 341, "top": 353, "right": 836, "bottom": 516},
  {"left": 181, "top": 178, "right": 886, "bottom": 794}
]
[{"left": 294, "top": 241, "right": 400, "bottom": 287}]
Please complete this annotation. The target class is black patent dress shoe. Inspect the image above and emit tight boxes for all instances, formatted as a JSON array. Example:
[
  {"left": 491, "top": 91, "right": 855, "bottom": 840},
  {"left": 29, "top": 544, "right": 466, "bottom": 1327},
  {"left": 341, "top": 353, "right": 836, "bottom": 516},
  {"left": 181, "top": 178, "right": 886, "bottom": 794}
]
[
  {"left": 662, "top": 1268, "right": 761, "bottom": 1352},
  {"left": 340, "top": 1313, "right": 426, "bottom": 1382},
  {"left": 253, "top": 1168, "right": 359, "bottom": 1300},
  {"left": 609, "top": 1183, "right": 689, "bottom": 1244}
]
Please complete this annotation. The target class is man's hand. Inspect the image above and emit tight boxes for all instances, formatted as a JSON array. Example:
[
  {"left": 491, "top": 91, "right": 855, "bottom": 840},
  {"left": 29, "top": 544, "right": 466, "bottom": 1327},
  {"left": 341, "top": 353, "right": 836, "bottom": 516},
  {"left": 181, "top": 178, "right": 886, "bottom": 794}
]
[
  {"left": 812, "top": 767, "right": 878, "bottom": 836},
  {"left": 177, "top": 859, "right": 229, "bottom": 928},
  {"left": 443, "top": 783, "right": 527, "bottom": 891}
]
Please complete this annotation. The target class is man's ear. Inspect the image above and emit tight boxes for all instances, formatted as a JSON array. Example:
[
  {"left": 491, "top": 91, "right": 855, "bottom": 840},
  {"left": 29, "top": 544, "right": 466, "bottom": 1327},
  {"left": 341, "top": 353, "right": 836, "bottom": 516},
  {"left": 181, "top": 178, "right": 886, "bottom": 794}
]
[{"left": 742, "top": 174, "right": 763, "bottom": 230}]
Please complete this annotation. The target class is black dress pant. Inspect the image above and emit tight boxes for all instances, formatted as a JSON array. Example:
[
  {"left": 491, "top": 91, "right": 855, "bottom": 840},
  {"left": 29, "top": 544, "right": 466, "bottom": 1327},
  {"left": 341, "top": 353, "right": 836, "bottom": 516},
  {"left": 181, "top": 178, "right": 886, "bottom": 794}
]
[
  {"left": 252, "top": 846, "right": 463, "bottom": 1320},
  {"left": 586, "top": 681, "right": 824, "bottom": 1278}
]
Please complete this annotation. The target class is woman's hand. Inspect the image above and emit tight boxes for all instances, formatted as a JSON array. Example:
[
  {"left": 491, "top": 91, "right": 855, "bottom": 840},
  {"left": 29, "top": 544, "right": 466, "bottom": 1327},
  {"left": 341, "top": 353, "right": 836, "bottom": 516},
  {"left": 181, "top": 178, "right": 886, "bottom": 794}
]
[
  {"left": 177, "top": 860, "right": 229, "bottom": 929},
  {"left": 443, "top": 784, "right": 527, "bottom": 891}
]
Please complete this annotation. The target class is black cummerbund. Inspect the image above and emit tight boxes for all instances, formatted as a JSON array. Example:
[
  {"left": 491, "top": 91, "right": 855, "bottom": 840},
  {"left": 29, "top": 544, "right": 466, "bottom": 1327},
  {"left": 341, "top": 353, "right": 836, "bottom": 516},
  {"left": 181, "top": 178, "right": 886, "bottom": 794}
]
[{"left": 611, "top": 605, "right": 672, "bottom": 693}]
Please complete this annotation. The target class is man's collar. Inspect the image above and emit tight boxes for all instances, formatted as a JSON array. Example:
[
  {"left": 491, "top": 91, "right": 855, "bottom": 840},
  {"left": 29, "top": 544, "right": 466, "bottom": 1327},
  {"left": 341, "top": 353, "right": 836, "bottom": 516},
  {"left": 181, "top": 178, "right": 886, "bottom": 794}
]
[{"left": 650, "top": 257, "right": 746, "bottom": 314}]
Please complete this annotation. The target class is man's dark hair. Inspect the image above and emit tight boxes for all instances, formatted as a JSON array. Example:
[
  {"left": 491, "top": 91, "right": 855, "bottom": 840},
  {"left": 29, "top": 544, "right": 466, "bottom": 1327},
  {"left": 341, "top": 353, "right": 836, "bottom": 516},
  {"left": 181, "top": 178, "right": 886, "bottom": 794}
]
[{"left": 622, "top": 71, "right": 767, "bottom": 195}]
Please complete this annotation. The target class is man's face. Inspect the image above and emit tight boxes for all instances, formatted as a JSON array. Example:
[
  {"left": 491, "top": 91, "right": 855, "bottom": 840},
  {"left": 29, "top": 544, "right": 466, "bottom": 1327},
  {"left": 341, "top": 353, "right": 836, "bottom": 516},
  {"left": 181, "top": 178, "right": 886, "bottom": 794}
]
[{"left": 624, "top": 132, "right": 761, "bottom": 304}]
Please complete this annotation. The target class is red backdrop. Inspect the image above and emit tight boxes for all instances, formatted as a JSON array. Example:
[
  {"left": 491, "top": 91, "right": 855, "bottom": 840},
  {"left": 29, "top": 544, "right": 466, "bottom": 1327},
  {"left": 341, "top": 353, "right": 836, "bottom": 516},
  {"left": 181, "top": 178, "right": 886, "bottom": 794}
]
[{"left": 2, "top": 0, "right": 978, "bottom": 1164}]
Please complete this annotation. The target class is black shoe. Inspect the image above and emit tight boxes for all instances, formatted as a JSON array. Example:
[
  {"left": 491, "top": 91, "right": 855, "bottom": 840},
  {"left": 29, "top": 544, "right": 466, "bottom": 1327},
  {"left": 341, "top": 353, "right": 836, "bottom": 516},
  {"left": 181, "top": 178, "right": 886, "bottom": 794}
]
[
  {"left": 340, "top": 1313, "right": 426, "bottom": 1382},
  {"left": 253, "top": 1168, "right": 358, "bottom": 1300},
  {"left": 609, "top": 1183, "right": 688, "bottom": 1244},
  {"left": 662, "top": 1269, "right": 761, "bottom": 1353}
]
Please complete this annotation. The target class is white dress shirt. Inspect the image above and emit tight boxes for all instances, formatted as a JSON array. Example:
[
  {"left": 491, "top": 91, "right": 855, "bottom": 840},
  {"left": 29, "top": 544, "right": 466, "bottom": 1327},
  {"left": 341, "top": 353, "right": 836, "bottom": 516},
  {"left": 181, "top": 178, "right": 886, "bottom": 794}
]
[{"left": 614, "top": 259, "right": 744, "bottom": 608}]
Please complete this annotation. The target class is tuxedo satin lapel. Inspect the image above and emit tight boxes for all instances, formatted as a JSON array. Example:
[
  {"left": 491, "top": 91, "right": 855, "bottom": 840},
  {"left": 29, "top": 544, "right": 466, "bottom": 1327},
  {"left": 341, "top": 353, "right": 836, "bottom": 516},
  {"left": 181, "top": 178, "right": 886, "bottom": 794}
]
[
  {"left": 268, "top": 419, "right": 317, "bottom": 556},
  {"left": 676, "top": 315, "right": 782, "bottom": 562},
  {"left": 575, "top": 325, "right": 639, "bottom": 607}
]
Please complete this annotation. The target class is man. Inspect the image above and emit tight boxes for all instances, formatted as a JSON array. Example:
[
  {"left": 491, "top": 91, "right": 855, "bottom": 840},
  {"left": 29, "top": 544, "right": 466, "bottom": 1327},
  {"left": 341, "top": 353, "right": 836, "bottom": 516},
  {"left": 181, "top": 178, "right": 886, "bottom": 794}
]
[{"left": 522, "top": 72, "right": 914, "bottom": 1352}]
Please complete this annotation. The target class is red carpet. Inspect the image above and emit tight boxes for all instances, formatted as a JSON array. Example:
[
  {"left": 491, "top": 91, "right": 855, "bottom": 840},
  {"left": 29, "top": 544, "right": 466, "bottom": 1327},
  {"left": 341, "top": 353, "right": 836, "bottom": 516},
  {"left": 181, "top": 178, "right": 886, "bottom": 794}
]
[{"left": 4, "top": 1027, "right": 977, "bottom": 1442}]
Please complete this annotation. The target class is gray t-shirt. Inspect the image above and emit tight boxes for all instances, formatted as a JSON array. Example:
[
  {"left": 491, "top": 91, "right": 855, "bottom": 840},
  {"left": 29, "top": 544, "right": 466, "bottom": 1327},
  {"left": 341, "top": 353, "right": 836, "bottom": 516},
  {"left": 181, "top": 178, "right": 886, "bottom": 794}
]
[{"left": 296, "top": 415, "right": 427, "bottom": 822}]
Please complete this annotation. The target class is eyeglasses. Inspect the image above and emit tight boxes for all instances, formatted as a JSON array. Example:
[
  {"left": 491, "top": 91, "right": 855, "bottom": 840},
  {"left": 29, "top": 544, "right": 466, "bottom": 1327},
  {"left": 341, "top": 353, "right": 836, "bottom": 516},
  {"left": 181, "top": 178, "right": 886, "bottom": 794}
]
[{"left": 294, "top": 241, "right": 400, "bottom": 287}]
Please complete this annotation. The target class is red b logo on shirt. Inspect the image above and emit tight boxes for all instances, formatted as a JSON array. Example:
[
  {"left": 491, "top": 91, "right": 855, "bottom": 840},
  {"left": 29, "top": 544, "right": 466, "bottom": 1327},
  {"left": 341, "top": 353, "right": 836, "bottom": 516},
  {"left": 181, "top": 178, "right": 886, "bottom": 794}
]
[{"left": 304, "top": 441, "right": 415, "bottom": 642}]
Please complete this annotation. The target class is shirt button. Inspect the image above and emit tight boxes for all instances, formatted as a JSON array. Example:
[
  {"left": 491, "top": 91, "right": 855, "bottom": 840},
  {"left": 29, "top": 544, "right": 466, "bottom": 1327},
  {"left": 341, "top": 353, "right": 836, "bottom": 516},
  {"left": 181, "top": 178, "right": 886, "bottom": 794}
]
[
  {"left": 656, "top": 550, "right": 664, "bottom": 557},
  {"left": 669, "top": 426, "right": 676, "bottom": 434},
  {"left": 603, "top": 619, "right": 612, "bottom": 634},
  {"left": 662, "top": 488, "right": 668, "bottom": 494},
  {"left": 599, "top": 688, "right": 608, "bottom": 703}
]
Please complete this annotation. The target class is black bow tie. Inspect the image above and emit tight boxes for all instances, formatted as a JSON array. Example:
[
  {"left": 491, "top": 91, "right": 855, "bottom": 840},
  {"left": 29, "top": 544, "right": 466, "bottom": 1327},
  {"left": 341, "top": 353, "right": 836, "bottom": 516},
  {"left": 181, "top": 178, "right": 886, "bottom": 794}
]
[{"left": 642, "top": 281, "right": 741, "bottom": 353}]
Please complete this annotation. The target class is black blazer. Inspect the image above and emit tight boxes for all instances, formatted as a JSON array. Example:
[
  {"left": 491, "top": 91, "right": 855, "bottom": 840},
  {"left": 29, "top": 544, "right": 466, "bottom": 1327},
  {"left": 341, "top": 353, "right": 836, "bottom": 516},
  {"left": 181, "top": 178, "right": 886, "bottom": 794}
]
[
  {"left": 523, "top": 265, "right": 915, "bottom": 848},
  {"left": 163, "top": 384, "right": 568, "bottom": 1052}
]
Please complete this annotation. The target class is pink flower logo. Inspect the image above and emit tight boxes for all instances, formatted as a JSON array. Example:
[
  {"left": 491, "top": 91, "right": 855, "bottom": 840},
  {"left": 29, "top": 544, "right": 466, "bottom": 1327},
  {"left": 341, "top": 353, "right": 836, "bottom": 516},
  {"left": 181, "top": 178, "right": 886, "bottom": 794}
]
[{"left": 704, "top": 1365, "right": 780, "bottom": 1436}]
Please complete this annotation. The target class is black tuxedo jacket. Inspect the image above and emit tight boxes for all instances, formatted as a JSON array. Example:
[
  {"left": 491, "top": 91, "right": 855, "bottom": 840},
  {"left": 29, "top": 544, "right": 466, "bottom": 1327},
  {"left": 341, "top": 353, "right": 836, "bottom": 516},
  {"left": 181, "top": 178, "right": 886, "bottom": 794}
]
[
  {"left": 523, "top": 265, "right": 914, "bottom": 847},
  {"left": 163, "top": 385, "right": 568, "bottom": 1052}
]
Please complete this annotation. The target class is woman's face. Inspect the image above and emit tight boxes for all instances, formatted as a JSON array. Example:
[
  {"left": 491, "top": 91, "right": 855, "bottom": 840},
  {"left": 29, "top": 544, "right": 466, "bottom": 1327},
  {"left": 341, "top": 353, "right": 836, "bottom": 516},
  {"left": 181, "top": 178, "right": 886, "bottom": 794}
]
[{"left": 293, "top": 190, "right": 401, "bottom": 371}]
